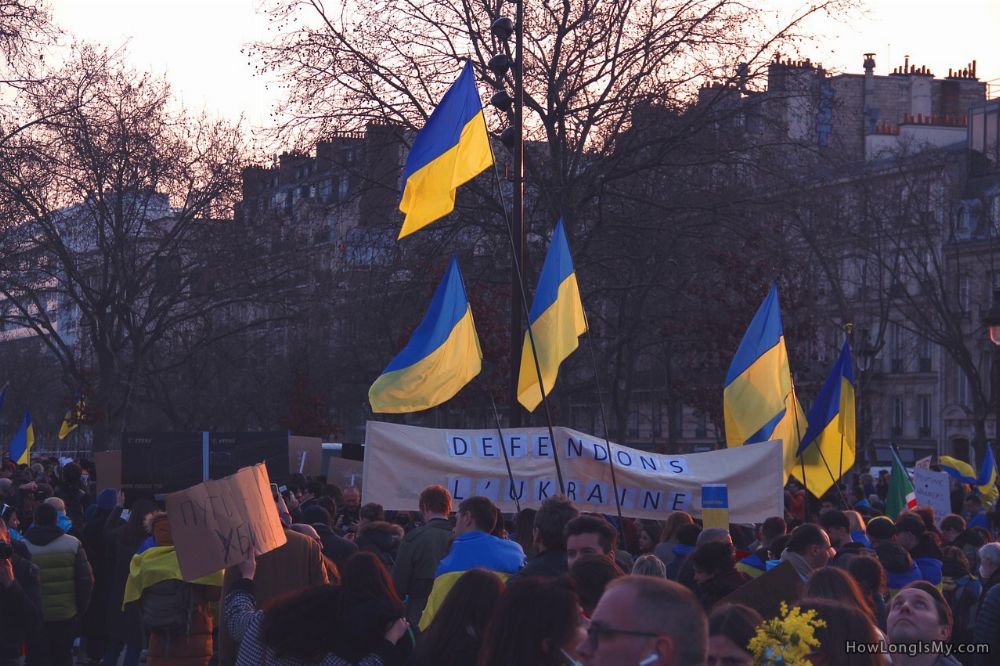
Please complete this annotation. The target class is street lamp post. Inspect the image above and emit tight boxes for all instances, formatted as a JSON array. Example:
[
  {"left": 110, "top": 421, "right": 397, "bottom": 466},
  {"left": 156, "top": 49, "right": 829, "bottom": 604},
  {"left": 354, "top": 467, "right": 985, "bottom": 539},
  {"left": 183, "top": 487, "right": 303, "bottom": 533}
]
[{"left": 856, "top": 337, "right": 878, "bottom": 465}]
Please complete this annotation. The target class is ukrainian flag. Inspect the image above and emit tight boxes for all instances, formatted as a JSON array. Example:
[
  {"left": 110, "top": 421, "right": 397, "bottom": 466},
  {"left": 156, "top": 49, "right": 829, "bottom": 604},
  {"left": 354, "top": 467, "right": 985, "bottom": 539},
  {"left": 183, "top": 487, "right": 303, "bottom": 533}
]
[
  {"left": 940, "top": 448, "right": 998, "bottom": 509},
  {"left": 517, "top": 219, "right": 587, "bottom": 412},
  {"left": 369, "top": 257, "right": 482, "bottom": 413},
  {"left": 724, "top": 285, "right": 806, "bottom": 482},
  {"left": 398, "top": 61, "right": 493, "bottom": 239},
  {"left": 58, "top": 396, "right": 85, "bottom": 440},
  {"left": 796, "top": 341, "right": 856, "bottom": 497},
  {"left": 9, "top": 411, "right": 35, "bottom": 465}
]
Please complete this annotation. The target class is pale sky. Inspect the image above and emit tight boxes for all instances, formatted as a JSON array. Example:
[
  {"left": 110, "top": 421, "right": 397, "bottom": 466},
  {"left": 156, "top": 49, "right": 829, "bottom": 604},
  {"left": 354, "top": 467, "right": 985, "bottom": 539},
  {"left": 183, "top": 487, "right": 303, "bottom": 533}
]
[{"left": 48, "top": 0, "right": 1000, "bottom": 131}]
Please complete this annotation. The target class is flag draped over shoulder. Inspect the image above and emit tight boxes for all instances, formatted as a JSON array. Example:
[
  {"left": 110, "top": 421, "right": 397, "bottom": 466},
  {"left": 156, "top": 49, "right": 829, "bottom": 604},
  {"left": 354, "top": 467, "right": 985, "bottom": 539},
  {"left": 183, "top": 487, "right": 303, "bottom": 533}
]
[
  {"left": 940, "top": 448, "right": 998, "bottom": 509},
  {"left": 723, "top": 285, "right": 806, "bottom": 481},
  {"left": 796, "top": 341, "right": 856, "bottom": 498},
  {"left": 398, "top": 61, "right": 493, "bottom": 239},
  {"left": 886, "top": 448, "right": 917, "bottom": 519},
  {"left": 9, "top": 411, "right": 35, "bottom": 465},
  {"left": 517, "top": 219, "right": 587, "bottom": 412},
  {"left": 369, "top": 257, "right": 482, "bottom": 413}
]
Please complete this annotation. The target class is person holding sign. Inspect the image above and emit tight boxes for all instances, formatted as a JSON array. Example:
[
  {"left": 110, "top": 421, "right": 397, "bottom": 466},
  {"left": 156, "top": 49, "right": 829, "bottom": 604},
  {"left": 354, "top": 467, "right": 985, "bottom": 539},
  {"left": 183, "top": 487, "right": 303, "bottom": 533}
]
[{"left": 223, "top": 552, "right": 409, "bottom": 666}]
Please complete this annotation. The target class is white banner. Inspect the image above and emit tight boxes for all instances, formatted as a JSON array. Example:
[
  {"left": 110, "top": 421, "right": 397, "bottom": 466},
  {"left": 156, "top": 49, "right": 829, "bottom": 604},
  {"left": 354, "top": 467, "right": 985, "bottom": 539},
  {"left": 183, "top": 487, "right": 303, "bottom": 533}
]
[{"left": 363, "top": 422, "right": 785, "bottom": 522}]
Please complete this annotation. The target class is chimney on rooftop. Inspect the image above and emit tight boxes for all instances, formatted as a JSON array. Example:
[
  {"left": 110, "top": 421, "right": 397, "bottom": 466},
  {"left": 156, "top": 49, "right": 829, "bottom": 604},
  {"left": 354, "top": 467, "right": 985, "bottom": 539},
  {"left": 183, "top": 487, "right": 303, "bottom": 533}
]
[{"left": 863, "top": 53, "right": 878, "bottom": 134}]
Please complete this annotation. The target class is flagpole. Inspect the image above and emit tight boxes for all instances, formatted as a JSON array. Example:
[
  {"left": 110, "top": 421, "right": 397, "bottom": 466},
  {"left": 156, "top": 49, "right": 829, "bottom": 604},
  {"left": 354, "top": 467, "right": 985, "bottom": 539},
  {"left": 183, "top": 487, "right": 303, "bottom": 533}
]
[
  {"left": 484, "top": 130, "right": 565, "bottom": 495},
  {"left": 794, "top": 379, "right": 851, "bottom": 508},
  {"left": 581, "top": 312, "right": 627, "bottom": 550},
  {"left": 487, "top": 393, "right": 522, "bottom": 514}
]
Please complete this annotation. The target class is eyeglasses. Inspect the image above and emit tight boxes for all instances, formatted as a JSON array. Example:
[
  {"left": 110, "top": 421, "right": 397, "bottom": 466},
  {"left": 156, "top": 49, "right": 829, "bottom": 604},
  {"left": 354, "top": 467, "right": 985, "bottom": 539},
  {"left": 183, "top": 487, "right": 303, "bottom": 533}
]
[{"left": 585, "top": 621, "right": 660, "bottom": 649}]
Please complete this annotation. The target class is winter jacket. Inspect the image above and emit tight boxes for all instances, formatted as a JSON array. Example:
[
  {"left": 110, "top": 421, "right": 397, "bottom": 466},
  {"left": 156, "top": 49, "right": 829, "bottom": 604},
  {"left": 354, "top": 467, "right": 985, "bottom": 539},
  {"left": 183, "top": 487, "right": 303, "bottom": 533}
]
[
  {"left": 224, "top": 578, "right": 389, "bottom": 666},
  {"left": 513, "top": 548, "right": 569, "bottom": 580},
  {"left": 23, "top": 524, "right": 93, "bottom": 621},
  {"left": 941, "top": 572, "right": 981, "bottom": 646},
  {"left": 392, "top": 517, "right": 452, "bottom": 625},
  {"left": 973, "top": 583, "right": 1000, "bottom": 666},
  {"left": 0, "top": 555, "right": 42, "bottom": 665},
  {"left": 314, "top": 523, "right": 358, "bottom": 571},
  {"left": 356, "top": 521, "right": 403, "bottom": 569},
  {"left": 695, "top": 568, "right": 749, "bottom": 611},
  {"left": 419, "top": 531, "right": 524, "bottom": 630}
]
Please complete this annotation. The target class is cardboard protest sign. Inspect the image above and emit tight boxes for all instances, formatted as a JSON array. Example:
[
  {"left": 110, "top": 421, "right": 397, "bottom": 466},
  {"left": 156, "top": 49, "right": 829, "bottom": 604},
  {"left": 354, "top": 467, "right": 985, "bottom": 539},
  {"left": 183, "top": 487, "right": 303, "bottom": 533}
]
[
  {"left": 288, "top": 436, "right": 323, "bottom": 476},
  {"left": 327, "top": 457, "right": 364, "bottom": 489},
  {"left": 165, "top": 463, "right": 287, "bottom": 581},
  {"left": 364, "top": 422, "right": 785, "bottom": 522},
  {"left": 94, "top": 450, "right": 121, "bottom": 493},
  {"left": 913, "top": 468, "right": 951, "bottom": 525},
  {"left": 720, "top": 561, "right": 803, "bottom": 620}
]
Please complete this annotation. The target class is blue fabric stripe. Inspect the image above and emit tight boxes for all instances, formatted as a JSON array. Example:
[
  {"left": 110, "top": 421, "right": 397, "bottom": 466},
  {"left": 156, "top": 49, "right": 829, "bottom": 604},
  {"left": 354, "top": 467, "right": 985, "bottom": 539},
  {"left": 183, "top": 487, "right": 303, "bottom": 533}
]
[
  {"left": 745, "top": 408, "right": 785, "bottom": 444},
  {"left": 401, "top": 62, "right": 484, "bottom": 184},
  {"left": 798, "top": 341, "right": 854, "bottom": 455},
  {"left": 529, "top": 219, "right": 576, "bottom": 323},
  {"left": 978, "top": 447, "right": 996, "bottom": 486},
  {"left": 724, "top": 285, "right": 784, "bottom": 385},
  {"left": 383, "top": 257, "right": 471, "bottom": 372}
]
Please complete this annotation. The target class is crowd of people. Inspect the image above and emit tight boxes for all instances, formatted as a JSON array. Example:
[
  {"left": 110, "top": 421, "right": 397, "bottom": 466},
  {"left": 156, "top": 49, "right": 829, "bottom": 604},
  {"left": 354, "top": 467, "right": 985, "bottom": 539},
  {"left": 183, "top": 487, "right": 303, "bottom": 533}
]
[{"left": 1, "top": 455, "right": 999, "bottom": 665}]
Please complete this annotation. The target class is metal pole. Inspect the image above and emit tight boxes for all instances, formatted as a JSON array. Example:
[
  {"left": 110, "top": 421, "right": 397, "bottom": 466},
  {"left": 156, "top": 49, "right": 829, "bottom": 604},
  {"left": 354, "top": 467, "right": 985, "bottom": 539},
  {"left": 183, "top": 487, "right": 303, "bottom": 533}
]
[
  {"left": 509, "top": 0, "right": 525, "bottom": 429},
  {"left": 487, "top": 394, "right": 522, "bottom": 514}
]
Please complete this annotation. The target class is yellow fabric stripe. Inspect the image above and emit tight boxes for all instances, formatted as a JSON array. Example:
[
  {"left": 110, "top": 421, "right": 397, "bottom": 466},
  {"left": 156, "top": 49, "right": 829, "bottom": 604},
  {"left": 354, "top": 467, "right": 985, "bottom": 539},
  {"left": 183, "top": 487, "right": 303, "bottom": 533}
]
[
  {"left": 792, "top": 379, "right": 855, "bottom": 497},
  {"left": 368, "top": 308, "right": 482, "bottom": 413},
  {"left": 122, "top": 546, "right": 224, "bottom": 609},
  {"left": 398, "top": 113, "right": 493, "bottom": 239},
  {"left": 419, "top": 569, "right": 510, "bottom": 631},
  {"left": 723, "top": 340, "right": 792, "bottom": 445},
  {"left": 516, "top": 274, "right": 587, "bottom": 411}
]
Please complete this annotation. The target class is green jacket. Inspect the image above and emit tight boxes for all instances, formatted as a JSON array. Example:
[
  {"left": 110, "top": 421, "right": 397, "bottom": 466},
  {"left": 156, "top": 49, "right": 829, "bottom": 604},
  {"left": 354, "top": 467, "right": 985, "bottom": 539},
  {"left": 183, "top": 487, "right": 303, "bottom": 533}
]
[
  {"left": 391, "top": 517, "right": 453, "bottom": 624},
  {"left": 24, "top": 524, "right": 93, "bottom": 622}
]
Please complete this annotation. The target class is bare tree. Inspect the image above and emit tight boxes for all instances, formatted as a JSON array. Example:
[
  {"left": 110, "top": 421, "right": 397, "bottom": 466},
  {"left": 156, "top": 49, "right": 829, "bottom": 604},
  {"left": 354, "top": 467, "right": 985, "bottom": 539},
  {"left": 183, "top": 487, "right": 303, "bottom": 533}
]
[{"left": 0, "top": 46, "right": 290, "bottom": 450}]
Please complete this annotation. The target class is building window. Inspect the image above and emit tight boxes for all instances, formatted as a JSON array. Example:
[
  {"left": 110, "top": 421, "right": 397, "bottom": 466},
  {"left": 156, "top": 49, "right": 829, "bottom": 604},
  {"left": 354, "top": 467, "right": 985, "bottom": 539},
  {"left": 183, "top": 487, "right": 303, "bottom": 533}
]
[
  {"left": 891, "top": 323, "right": 904, "bottom": 373},
  {"left": 959, "top": 275, "right": 971, "bottom": 316},
  {"left": 892, "top": 397, "right": 904, "bottom": 437},
  {"left": 919, "top": 395, "right": 931, "bottom": 436},
  {"left": 957, "top": 368, "right": 970, "bottom": 408},
  {"left": 918, "top": 336, "right": 932, "bottom": 372}
]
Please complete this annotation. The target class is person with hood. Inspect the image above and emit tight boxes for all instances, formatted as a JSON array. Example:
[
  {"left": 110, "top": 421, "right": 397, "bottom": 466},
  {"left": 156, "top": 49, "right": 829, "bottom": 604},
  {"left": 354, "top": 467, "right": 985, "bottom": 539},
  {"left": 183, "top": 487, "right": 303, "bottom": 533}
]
[
  {"left": 690, "top": 541, "right": 748, "bottom": 611},
  {"left": 79, "top": 488, "right": 118, "bottom": 664},
  {"left": 896, "top": 512, "right": 944, "bottom": 585},
  {"left": 23, "top": 501, "right": 94, "bottom": 666},
  {"left": 356, "top": 520, "right": 404, "bottom": 568},
  {"left": 124, "top": 511, "right": 223, "bottom": 666}
]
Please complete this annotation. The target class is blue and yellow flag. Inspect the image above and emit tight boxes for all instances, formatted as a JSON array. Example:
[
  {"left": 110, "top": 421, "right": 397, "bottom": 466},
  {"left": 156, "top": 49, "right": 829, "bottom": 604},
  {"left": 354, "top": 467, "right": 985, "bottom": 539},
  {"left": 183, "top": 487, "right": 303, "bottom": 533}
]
[
  {"left": 940, "top": 448, "right": 998, "bottom": 509},
  {"left": 9, "top": 411, "right": 35, "bottom": 465},
  {"left": 58, "top": 396, "right": 85, "bottom": 440},
  {"left": 517, "top": 219, "right": 587, "bottom": 411},
  {"left": 797, "top": 341, "right": 856, "bottom": 497},
  {"left": 724, "top": 285, "right": 806, "bottom": 482},
  {"left": 369, "top": 257, "right": 482, "bottom": 413},
  {"left": 398, "top": 61, "right": 493, "bottom": 239}
]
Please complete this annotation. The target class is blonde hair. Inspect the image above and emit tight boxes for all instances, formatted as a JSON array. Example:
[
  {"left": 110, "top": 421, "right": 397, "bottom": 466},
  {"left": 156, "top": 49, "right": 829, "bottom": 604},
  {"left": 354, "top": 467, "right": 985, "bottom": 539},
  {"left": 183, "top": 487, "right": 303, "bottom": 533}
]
[
  {"left": 43, "top": 497, "right": 66, "bottom": 513},
  {"left": 632, "top": 554, "right": 667, "bottom": 577},
  {"left": 844, "top": 510, "right": 866, "bottom": 533}
]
